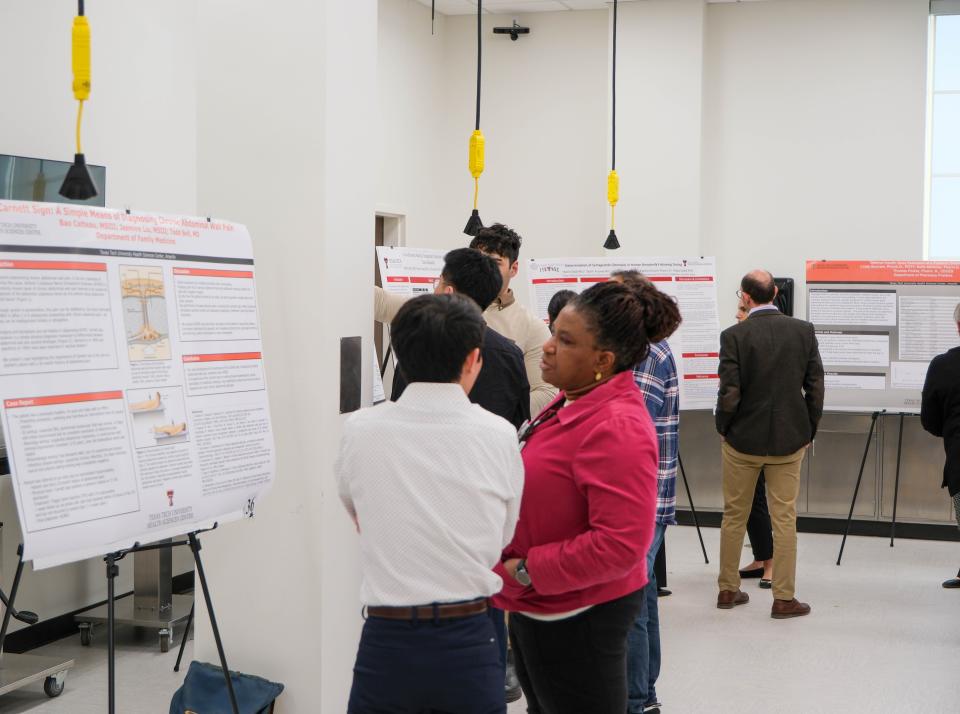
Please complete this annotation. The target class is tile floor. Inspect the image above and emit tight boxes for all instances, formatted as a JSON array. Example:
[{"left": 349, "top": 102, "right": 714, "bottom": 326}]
[{"left": 2, "top": 525, "right": 958, "bottom": 713}]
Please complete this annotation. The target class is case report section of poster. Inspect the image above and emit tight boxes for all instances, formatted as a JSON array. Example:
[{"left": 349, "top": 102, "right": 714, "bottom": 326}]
[{"left": 0, "top": 200, "right": 275, "bottom": 567}]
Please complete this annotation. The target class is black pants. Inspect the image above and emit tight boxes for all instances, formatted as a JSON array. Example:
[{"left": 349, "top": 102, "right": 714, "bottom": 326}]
[
  {"left": 746, "top": 471, "right": 774, "bottom": 562},
  {"left": 347, "top": 612, "right": 504, "bottom": 714},
  {"left": 508, "top": 590, "right": 644, "bottom": 714}
]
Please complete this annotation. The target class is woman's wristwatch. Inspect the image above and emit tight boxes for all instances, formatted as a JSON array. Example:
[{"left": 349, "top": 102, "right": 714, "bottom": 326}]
[{"left": 515, "top": 559, "right": 532, "bottom": 586}]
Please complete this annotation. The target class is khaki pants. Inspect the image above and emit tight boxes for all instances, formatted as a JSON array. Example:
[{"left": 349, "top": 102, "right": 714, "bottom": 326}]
[{"left": 718, "top": 441, "right": 805, "bottom": 601}]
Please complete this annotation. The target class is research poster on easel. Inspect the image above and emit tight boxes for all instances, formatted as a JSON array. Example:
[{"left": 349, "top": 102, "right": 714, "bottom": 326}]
[
  {"left": 527, "top": 257, "right": 721, "bottom": 410},
  {"left": 376, "top": 246, "right": 445, "bottom": 300},
  {"left": 0, "top": 199, "right": 276, "bottom": 568},
  {"left": 806, "top": 260, "right": 960, "bottom": 413}
]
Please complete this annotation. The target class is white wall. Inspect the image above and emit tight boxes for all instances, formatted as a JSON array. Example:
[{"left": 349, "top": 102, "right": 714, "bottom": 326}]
[
  {"left": 616, "top": 0, "right": 706, "bottom": 255},
  {"left": 378, "top": 3, "right": 609, "bottom": 299},
  {"left": 701, "top": 0, "right": 930, "bottom": 322},
  {"left": 194, "top": 1, "right": 375, "bottom": 712},
  {"left": 0, "top": 0, "right": 197, "bottom": 629}
]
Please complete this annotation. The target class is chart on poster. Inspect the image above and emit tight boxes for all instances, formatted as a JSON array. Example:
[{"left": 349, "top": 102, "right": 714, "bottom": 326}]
[
  {"left": 526, "top": 257, "right": 721, "bottom": 410},
  {"left": 0, "top": 199, "right": 275, "bottom": 568},
  {"left": 806, "top": 260, "right": 960, "bottom": 412}
]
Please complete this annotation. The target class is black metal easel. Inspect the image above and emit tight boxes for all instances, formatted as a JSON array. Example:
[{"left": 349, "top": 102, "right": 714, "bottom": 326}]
[
  {"left": 836, "top": 411, "right": 911, "bottom": 565},
  {"left": 678, "top": 453, "right": 709, "bottom": 564},
  {"left": 174, "top": 603, "right": 194, "bottom": 673},
  {"left": 104, "top": 525, "right": 238, "bottom": 714}
]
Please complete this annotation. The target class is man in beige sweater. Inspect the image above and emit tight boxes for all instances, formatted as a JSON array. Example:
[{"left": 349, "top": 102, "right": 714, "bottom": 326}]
[
  {"left": 375, "top": 226, "right": 556, "bottom": 417},
  {"left": 468, "top": 224, "right": 556, "bottom": 417}
]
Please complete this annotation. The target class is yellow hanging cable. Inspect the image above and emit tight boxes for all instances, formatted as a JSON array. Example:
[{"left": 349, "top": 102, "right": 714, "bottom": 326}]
[
  {"left": 72, "top": 12, "right": 91, "bottom": 153},
  {"left": 76, "top": 101, "right": 85, "bottom": 154},
  {"left": 608, "top": 169, "right": 619, "bottom": 229},
  {"left": 60, "top": 1, "right": 98, "bottom": 201}
]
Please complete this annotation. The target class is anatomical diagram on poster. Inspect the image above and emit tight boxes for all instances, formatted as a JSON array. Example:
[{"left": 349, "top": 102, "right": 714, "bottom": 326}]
[
  {"left": 526, "top": 257, "right": 721, "bottom": 410},
  {"left": 121, "top": 266, "right": 171, "bottom": 361},
  {"left": 0, "top": 199, "right": 276, "bottom": 568},
  {"left": 806, "top": 260, "right": 960, "bottom": 413}
]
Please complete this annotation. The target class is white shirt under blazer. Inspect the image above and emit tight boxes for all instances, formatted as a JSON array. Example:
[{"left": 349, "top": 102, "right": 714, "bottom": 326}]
[{"left": 335, "top": 381, "right": 524, "bottom": 607}]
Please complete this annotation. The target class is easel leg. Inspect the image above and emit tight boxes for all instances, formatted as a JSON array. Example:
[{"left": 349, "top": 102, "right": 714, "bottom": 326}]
[
  {"left": 174, "top": 603, "right": 195, "bottom": 673},
  {"left": 837, "top": 412, "right": 879, "bottom": 566},
  {"left": 0, "top": 545, "right": 28, "bottom": 653},
  {"left": 890, "top": 413, "right": 905, "bottom": 547},
  {"left": 188, "top": 532, "right": 239, "bottom": 714},
  {"left": 678, "top": 454, "right": 709, "bottom": 564},
  {"left": 106, "top": 553, "right": 119, "bottom": 714}
]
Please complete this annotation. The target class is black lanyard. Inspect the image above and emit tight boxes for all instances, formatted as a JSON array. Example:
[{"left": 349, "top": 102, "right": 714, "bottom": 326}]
[{"left": 517, "top": 404, "right": 562, "bottom": 447}]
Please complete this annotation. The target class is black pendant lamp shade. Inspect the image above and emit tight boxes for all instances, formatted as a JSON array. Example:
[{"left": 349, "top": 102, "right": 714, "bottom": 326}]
[{"left": 60, "top": 153, "right": 99, "bottom": 201}]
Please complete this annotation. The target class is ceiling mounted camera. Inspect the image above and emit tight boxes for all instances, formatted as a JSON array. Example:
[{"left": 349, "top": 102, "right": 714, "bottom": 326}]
[{"left": 493, "top": 21, "right": 530, "bottom": 41}]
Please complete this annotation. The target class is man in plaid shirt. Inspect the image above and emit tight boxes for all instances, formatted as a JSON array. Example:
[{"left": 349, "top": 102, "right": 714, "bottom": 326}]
[{"left": 612, "top": 272, "right": 680, "bottom": 714}]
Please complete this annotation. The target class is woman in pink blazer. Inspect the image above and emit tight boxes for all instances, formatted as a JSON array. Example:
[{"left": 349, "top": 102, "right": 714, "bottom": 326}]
[{"left": 494, "top": 279, "right": 682, "bottom": 714}]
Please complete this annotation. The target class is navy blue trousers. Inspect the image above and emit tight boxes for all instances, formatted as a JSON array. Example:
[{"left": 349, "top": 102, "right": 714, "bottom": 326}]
[{"left": 347, "top": 612, "right": 505, "bottom": 714}]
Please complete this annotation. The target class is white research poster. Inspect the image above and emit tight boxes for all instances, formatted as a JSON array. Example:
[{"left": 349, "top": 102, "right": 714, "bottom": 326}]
[
  {"left": 376, "top": 246, "right": 446, "bottom": 299},
  {"left": 527, "top": 257, "right": 721, "bottom": 410},
  {"left": 0, "top": 200, "right": 275, "bottom": 567}
]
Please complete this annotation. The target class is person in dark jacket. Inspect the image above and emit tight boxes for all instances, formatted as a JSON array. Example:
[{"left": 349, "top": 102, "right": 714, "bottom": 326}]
[
  {"left": 920, "top": 302, "right": 960, "bottom": 589},
  {"left": 715, "top": 270, "right": 824, "bottom": 619},
  {"left": 391, "top": 248, "right": 530, "bottom": 431}
]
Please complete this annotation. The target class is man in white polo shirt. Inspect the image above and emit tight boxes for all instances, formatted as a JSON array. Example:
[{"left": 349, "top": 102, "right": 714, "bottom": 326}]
[{"left": 336, "top": 293, "right": 524, "bottom": 713}]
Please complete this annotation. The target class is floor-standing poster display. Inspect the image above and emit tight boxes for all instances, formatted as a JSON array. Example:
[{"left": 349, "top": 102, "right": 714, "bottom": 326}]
[
  {"left": 527, "top": 257, "right": 721, "bottom": 410},
  {"left": 806, "top": 260, "right": 960, "bottom": 412},
  {"left": 0, "top": 199, "right": 276, "bottom": 569}
]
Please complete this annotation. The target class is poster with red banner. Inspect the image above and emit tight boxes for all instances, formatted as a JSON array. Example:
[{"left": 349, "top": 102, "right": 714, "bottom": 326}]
[
  {"left": 806, "top": 260, "right": 960, "bottom": 412},
  {"left": 527, "top": 257, "right": 720, "bottom": 410},
  {"left": 0, "top": 199, "right": 275, "bottom": 567}
]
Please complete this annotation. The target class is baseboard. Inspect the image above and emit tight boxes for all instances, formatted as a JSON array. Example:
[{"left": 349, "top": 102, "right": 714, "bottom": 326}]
[
  {"left": 675, "top": 509, "right": 960, "bottom": 542},
  {"left": 4, "top": 570, "right": 194, "bottom": 654}
]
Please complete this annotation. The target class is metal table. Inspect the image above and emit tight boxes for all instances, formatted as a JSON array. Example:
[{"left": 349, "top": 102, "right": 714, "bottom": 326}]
[
  {"left": 0, "top": 652, "right": 74, "bottom": 699},
  {"left": 75, "top": 592, "right": 193, "bottom": 653}
]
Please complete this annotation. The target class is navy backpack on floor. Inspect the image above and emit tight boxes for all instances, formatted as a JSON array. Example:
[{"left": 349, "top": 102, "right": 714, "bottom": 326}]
[{"left": 169, "top": 661, "right": 284, "bottom": 714}]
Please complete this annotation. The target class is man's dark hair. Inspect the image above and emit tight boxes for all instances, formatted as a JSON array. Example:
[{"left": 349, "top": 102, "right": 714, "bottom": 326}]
[
  {"left": 469, "top": 223, "right": 522, "bottom": 265},
  {"left": 442, "top": 248, "right": 503, "bottom": 311},
  {"left": 741, "top": 271, "right": 776, "bottom": 304},
  {"left": 547, "top": 289, "right": 577, "bottom": 330},
  {"left": 573, "top": 281, "right": 682, "bottom": 372},
  {"left": 391, "top": 294, "right": 485, "bottom": 384}
]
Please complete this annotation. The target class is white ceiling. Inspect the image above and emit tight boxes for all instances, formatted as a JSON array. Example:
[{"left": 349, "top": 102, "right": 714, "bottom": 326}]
[{"left": 416, "top": 0, "right": 764, "bottom": 15}]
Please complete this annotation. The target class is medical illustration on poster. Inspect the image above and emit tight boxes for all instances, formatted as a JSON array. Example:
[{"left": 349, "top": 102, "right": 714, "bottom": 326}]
[{"left": 0, "top": 199, "right": 276, "bottom": 568}]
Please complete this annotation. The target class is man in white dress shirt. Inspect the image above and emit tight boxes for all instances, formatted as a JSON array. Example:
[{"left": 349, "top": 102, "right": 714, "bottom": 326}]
[{"left": 336, "top": 293, "right": 524, "bottom": 714}]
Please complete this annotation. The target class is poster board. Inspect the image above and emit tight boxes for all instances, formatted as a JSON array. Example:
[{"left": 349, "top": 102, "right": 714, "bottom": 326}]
[
  {"left": 527, "top": 257, "right": 721, "bottom": 410},
  {"left": 0, "top": 200, "right": 275, "bottom": 567},
  {"left": 376, "top": 246, "right": 445, "bottom": 300},
  {"left": 806, "top": 260, "right": 960, "bottom": 413}
]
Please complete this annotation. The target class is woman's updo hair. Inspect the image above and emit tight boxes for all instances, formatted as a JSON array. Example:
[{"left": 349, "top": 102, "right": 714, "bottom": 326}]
[{"left": 572, "top": 278, "right": 682, "bottom": 372}]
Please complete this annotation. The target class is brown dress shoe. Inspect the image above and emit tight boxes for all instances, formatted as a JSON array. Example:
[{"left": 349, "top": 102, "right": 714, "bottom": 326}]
[
  {"left": 716, "top": 589, "right": 749, "bottom": 609},
  {"left": 771, "top": 598, "right": 811, "bottom": 619}
]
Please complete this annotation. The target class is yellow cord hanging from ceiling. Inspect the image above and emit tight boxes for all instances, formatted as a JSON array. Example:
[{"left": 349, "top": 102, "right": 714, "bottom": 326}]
[
  {"left": 60, "top": 1, "right": 98, "bottom": 200},
  {"left": 463, "top": 1, "right": 485, "bottom": 237}
]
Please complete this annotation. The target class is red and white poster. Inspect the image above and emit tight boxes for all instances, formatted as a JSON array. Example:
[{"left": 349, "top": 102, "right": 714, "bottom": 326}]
[
  {"left": 806, "top": 260, "right": 960, "bottom": 412},
  {"left": 0, "top": 199, "right": 275, "bottom": 567},
  {"left": 376, "top": 246, "right": 445, "bottom": 300},
  {"left": 527, "top": 257, "right": 721, "bottom": 410}
]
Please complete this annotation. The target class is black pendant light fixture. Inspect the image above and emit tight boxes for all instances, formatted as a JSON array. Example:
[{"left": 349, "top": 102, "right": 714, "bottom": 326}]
[
  {"left": 604, "top": 0, "right": 620, "bottom": 250},
  {"left": 464, "top": 0, "right": 485, "bottom": 237},
  {"left": 60, "top": 0, "right": 98, "bottom": 201}
]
